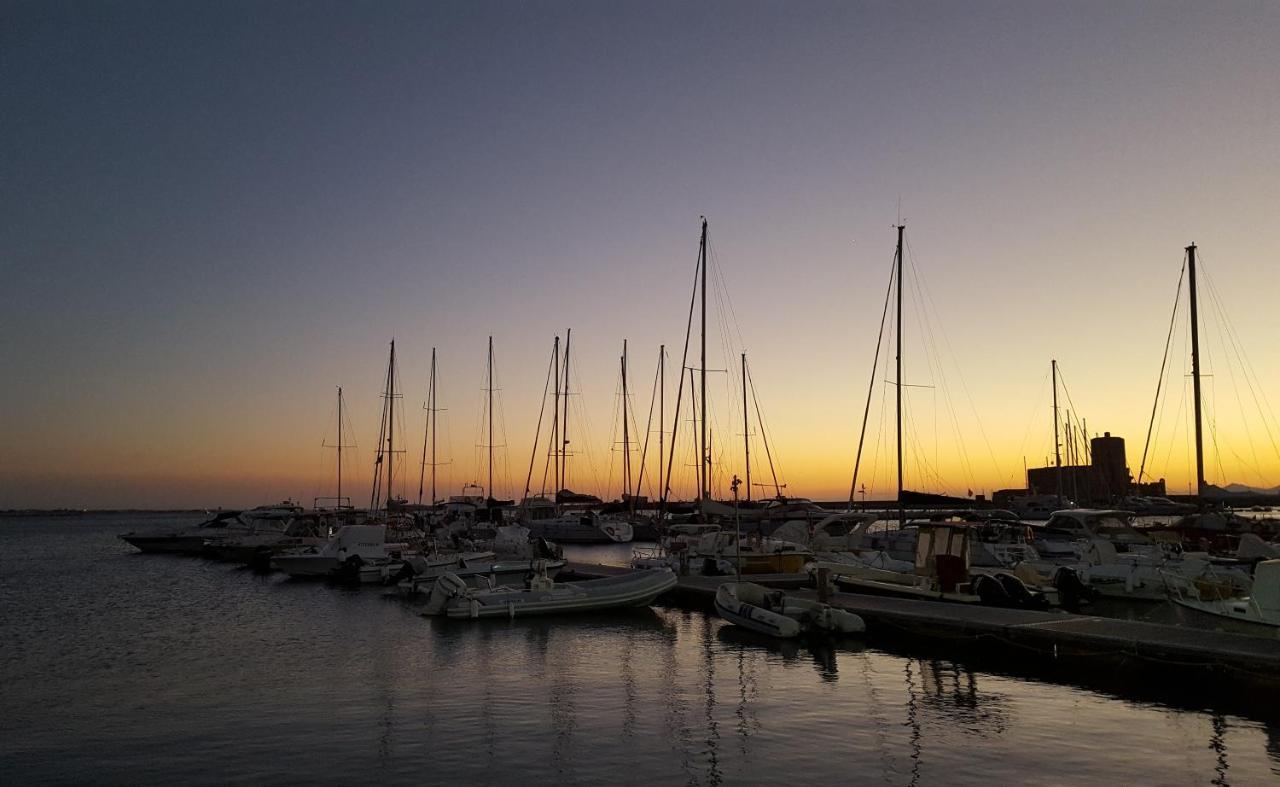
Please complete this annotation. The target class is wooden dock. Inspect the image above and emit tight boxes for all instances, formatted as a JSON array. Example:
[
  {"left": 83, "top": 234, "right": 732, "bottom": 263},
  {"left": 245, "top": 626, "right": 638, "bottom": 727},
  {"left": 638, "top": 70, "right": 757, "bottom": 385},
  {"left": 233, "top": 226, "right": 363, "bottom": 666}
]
[{"left": 563, "top": 562, "right": 1280, "bottom": 681}]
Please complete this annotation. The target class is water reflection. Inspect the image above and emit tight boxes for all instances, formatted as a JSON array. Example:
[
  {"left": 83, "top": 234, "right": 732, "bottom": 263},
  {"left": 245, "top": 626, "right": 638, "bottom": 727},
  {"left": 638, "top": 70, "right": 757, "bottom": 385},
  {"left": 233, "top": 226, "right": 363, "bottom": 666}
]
[
  {"left": 1210, "top": 712, "right": 1230, "bottom": 787},
  {"left": 701, "top": 613, "right": 722, "bottom": 786},
  {"left": 903, "top": 660, "right": 924, "bottom": 787},
  {"left": 914, "top": 659, "right": 1010, "bottom": 736},
  {"left": 620, "top": 630, "right": 638, "bottom": 738},
  {"left": 657, "top": 610, "right": 697, "bottom": 783}
]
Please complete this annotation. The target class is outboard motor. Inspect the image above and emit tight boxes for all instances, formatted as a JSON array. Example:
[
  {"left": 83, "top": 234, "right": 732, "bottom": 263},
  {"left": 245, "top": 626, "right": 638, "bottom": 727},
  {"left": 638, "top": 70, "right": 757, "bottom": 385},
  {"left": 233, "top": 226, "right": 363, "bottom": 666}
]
[
  {"left": 1052, "top": 566, "right": 1094, "bottom": 611},
  {"left": 335, "top": 554, "right": 364, "bottom": 586},
  {"left": 994, "top": 572, "right": 1048, "bottom": 610},
  {"left": 971, "top": 573, "right": 1011, "bottom": 607},
  {"left": 422, "top": 573, "right": 470, "bottom": 615},
  {"left": 389, "top": 560, "right": 416, "bottom": 585}
]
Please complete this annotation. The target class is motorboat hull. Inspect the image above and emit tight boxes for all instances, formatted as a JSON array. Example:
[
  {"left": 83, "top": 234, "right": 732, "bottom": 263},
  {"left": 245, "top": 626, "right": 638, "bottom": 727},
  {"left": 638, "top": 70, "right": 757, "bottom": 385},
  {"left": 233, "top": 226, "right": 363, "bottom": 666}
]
[
  {"left": 271, "top": 555, "right": 341, "bottom": 578},
  {"left": 439, "top": 569, "right": 676, "bottom": 619},
  {"left": 118, "top": 534, "right": 211, "bottom": 555}
]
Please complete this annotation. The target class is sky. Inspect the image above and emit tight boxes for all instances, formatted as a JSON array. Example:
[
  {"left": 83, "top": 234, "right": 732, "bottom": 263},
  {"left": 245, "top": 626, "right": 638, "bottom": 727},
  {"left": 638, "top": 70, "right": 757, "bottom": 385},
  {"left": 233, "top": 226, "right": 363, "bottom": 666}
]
[{"left": 2, "top": 0, "right": 1278, "bottom": 509}]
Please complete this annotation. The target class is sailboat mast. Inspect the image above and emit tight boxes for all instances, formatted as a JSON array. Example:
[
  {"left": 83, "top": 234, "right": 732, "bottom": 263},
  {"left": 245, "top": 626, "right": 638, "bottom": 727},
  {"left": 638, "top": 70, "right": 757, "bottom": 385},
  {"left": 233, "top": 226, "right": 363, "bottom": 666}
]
[
  {"left": 895, "top": 224, "right": 905, "bottom": 530},
  {"left": 563, "top": 328, "right": 572, "bottom": 490},
  {"left": 552, "top": 336, "right": 560, "bottom": 496},
  {"left": 1187, "top": 242, "right": 1206, "bottom": 500},
  {"left": 369, "top": 344, "right": 391, "bottom": 512},
  {"left": 337, "top": 386, "right": 343, "bottom": 507},
  {"left": 622, "top": 340, "right": 631, "bottom": 505},
  {"left": 658, "top": 345, "right": 665, "bottom": 500},
  {"left": 742, "top": 352, "right": 751, "bottom": 503},
  {"left": 1052, "top": 359, "right": 1063, "bottom": 501},
  {"left": 387, "top": 340, "right": 396, "bottom": 512},
  {"left": 487, "top": 335, "right": 494, "bottom": 503},
  {"left": 699, "top": 218, "right": 709, "bottom": 501},
  {"left": 417, "top": 355, "right": 430, "bottom": 507},
  {"left": 430, "top": 348, "right": 437, "bottom": 506}
]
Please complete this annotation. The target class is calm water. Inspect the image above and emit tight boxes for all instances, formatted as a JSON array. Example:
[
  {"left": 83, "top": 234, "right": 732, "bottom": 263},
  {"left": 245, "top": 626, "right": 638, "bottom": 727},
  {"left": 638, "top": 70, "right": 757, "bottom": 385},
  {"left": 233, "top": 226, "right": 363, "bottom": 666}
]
[{"left": 3, "top": 514, "right": 1279, "bottom": 785}]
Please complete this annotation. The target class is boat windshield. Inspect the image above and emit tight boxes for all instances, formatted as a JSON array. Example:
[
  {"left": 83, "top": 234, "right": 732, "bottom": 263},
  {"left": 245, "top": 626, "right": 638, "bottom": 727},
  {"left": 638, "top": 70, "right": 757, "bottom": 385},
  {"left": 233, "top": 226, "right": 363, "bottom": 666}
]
[{"left": 1089, "top": 515, "right": 1147, "bottom": 543}]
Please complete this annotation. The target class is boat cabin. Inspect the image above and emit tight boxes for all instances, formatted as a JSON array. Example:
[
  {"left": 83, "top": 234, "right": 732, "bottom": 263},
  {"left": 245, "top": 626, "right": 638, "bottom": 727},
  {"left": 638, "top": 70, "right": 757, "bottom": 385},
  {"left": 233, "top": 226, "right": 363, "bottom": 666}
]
[{"left": 913, "top": 523, "right": 971, "bottom": 590}]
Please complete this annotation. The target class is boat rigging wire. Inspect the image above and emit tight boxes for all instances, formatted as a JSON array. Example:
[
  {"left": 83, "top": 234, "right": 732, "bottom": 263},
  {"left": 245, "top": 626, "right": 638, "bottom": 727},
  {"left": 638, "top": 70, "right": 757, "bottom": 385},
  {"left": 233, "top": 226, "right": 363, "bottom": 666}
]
[
  {"left": 850, "top": 248, "right": 897, "bottom": 507},
  {"left": 659, "top": 221, "right": 704, "bottom": 514},
  {"left": 523, "top": 338, "right": 557, "bottom": 502}
]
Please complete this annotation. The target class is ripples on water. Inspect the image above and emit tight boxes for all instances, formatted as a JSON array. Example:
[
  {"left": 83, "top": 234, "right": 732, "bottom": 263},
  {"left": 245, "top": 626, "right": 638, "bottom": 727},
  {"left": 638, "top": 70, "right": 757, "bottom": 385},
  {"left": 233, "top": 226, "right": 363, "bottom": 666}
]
[{"left": 2, "top": 514, "right": 1278, "bottom": 784}]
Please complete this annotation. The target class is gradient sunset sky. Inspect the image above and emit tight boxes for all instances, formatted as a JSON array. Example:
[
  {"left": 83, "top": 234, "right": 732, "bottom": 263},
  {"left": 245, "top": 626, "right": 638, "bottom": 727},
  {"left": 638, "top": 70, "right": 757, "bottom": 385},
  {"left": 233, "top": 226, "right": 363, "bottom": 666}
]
[{"left": 3, "top": 1, "right": 1278, "bottom": 509}]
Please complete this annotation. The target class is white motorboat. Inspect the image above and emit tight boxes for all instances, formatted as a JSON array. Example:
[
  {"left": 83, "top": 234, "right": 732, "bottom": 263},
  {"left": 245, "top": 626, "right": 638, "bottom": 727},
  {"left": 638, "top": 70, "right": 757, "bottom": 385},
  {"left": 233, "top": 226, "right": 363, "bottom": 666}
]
[
  {"left": 632, "top": 523, "right": 812, "bottom": 575},
  {"left": 271, "top": 524, "right": 402, "bottom": 579},
  {"left": 1061, "top": 537, "right": 1251, "bottom": 602},
  {"left": 1033, "top": 509, "right": 1160, "bottom": 560},
  {"left": 359, "top": 549, "right": 496, "bottom": 585},
  {"left": 524, "top": 511, "right": 633, "bottom": 543},
  {"left": 397, "top": 556, "right": 568, "bottom": 595},
  {"left": 422, "top": 565, "right": 676, "bottom": 619},
  {"left": 1009, "top": 494, "right": 1074, "bottom": 521},
  {"left": 811, "top": 523, "right": 1056, "bottom": 607},
  {"left": 714, "top": 582, "right": 864, "bottom": 639},
  {"left": 119, "top": 501, "right": 306, "bottom": 555},
  {"left": 1165, "top": 559, "right": 1280, "bottom": 629}
]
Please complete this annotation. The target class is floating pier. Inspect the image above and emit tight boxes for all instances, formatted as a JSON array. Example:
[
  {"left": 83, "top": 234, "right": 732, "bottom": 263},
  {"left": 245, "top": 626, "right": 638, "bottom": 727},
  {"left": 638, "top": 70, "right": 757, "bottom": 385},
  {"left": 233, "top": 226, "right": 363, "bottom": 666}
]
[{"left": 564, "top": 562, "right": 1280, "bottom": 695}]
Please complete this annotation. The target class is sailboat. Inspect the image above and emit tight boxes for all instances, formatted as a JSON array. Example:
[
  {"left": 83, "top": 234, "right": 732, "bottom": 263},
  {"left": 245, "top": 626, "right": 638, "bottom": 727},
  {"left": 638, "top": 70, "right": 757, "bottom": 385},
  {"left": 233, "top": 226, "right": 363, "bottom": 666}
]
[
  {"left": 521, "top": 329, "right": 633, "bottom": 543},
  {"left": 813, "top": 226, "right": 1055, "bottom": 607},
  {"left": 272, "top": 341, "right": 425, "bottom": 579}
]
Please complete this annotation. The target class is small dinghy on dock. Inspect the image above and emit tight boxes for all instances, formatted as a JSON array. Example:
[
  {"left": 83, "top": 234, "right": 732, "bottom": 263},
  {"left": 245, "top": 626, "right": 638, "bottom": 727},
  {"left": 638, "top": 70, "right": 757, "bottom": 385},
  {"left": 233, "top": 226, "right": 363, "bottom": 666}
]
[
  {"left": 423, "top": 564, "right": 676, "bottom": 619},
  {"left": 715, "top": 582, "right": 865, "bottom": 639}
]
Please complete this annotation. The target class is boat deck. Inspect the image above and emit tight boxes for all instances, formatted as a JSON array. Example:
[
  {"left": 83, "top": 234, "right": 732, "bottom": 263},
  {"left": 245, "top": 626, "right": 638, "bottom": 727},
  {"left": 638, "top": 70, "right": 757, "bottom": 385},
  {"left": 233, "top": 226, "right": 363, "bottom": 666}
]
[{"left": 563, "top": 562, "right": 1280, "bottom": 679}]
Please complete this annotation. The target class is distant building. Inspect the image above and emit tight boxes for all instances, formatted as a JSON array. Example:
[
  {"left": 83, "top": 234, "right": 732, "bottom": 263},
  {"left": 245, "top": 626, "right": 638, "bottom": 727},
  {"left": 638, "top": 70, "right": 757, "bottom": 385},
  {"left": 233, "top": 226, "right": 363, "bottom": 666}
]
[{"left": 1021, "top": 432, "right": 1165, "bottom": 505}]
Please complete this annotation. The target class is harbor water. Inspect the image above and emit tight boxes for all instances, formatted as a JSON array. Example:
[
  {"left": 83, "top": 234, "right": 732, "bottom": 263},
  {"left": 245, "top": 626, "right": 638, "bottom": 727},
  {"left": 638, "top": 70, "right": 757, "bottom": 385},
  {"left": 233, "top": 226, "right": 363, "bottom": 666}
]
[{"left": 2, "top": 514, "right": 1279, "bottom": 784}]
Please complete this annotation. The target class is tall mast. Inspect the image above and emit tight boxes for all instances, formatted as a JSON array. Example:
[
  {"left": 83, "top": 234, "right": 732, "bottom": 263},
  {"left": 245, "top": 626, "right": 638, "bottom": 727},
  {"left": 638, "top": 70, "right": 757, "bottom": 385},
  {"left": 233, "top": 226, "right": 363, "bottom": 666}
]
[
  {"left": 699, "top": 217, "right": 709, "bottom": 501},
  {"left": 742, "top": 352, "right": 751, "bottom": 503},
  {"left": 369, "top": 344, "right": 391, "bottom": 512},
  {"left": 552, "top": 335, "right": 560, "bottom": 496},
  {"left": 621, "top": 340, "right": 631, "bottom": 506},
  {"left": 1052, "top": 358, "right": 1063, "bottom": 501},
  {"left": 387, "top": 339, "right": 396, "bottom": 512},
  {"left": 658, "top": 345, "right": 665, "bottom": 501},
  {"left": 563, "top": 328, "right": 572, "bottom": 490},
  {"left": 894, "top": 224, "right": 905, "bottom": 530},
  {"left": 417, "top": 352, "right": 430, "bottom": 507},
  {"left": 429, "top": 348, "right": 437, "bottom": 506},
  {"left": 1187, "top": 242, "right": 1206, "bottom": 501},
  {"left": 487, "top": 335, "right": 494, "bottom": 503},
  {"left": 337, "top": 386, "right": 343, "bottom": 507}
]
